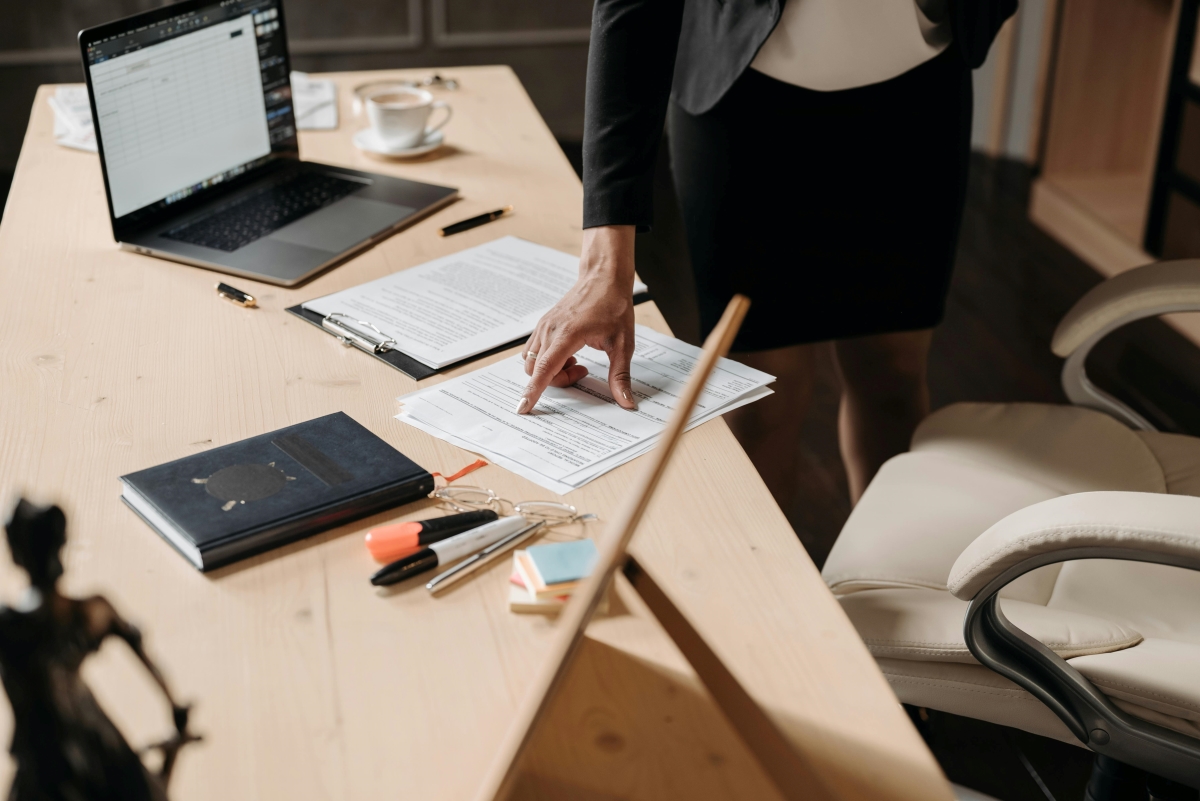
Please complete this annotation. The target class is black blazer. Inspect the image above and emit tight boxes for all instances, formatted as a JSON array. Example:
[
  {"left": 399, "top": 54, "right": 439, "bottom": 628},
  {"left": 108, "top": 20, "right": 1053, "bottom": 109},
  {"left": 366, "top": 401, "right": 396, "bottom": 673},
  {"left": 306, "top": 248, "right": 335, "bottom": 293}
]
[{"left": 582, "top": 0, "right": 1018, "bottom": 231}]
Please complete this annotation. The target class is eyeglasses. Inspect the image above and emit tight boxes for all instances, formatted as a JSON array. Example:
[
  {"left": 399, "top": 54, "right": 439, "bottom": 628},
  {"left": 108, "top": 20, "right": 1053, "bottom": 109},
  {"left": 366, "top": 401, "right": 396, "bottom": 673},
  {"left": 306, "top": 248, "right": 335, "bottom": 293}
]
[{"left": 430, "top": 485, "right": 597, "bottom": 528}]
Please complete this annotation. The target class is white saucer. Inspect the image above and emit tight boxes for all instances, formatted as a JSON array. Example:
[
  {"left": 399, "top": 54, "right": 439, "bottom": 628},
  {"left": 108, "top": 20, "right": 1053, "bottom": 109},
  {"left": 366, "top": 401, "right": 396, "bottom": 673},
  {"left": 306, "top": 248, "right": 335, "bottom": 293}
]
[{"left": 353, "top": 128, "right": 445, "bottom": 158}]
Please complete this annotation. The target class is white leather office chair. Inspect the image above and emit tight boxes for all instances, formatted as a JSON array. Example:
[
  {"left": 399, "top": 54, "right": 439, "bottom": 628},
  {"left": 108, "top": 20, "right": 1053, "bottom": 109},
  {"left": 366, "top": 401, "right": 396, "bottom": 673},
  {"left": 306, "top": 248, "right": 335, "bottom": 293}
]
[{"left": 823, "top": 260, "right": 1200, "bottom": 796}]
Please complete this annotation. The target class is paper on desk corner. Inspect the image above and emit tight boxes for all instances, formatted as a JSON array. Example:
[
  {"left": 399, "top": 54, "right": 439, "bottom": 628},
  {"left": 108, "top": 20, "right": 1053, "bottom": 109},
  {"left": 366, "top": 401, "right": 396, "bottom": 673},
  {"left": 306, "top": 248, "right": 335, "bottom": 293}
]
[
  {"left": 49, "top": 86, "right": 97, "bottom": 153},
  {"left": 291, "top": 72, "right": 338, "bottom": 131},
  {"left": 392, "top": 325, "right": 774, "bottom": 493}
]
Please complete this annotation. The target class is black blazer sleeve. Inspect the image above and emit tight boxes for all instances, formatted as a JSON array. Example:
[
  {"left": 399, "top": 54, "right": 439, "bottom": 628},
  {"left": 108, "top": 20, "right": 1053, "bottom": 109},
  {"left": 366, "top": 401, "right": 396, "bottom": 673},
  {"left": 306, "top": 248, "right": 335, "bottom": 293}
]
[{"left": 581, "top": 0, "right": 687, "bottom": 231}]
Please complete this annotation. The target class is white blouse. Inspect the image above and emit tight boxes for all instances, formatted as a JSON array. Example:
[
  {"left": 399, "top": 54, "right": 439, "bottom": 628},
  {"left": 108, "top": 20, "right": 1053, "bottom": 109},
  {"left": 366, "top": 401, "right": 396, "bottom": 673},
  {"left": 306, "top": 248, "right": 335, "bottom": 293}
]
[{"left": 750, "top": 0, "right": 952, "bottom": 92}]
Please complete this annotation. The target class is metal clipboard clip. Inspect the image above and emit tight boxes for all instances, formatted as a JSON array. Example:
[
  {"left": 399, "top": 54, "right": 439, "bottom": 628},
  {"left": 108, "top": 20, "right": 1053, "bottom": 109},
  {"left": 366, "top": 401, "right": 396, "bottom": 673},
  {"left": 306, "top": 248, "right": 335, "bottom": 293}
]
[{"left": 321, "top": 312, "right": 397, "bottom": 355}]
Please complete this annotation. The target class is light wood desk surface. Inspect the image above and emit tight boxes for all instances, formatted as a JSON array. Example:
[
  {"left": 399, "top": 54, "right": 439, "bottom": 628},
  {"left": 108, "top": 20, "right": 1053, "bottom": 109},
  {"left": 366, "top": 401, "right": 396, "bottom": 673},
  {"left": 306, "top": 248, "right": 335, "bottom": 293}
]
[{"left": 0, "top": 67, "right": 951, "bottom": 801}]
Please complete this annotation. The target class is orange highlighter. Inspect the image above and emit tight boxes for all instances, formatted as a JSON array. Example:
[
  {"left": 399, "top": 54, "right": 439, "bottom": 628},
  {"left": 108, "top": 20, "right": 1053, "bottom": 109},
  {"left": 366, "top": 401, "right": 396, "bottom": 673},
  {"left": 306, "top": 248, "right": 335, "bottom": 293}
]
[{"left": 365, "top": 510, "right": 499, "bottom": 563}]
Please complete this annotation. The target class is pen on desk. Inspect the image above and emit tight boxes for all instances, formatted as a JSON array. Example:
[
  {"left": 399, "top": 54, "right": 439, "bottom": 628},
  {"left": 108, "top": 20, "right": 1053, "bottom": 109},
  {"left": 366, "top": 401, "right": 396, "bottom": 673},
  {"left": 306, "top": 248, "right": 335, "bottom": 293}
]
[
  {"left": 425, "top": 519, "right": 543, "bottom": 594},
  {"left": 438, "top": 205, "right": 512, "bottom": 237},
  {"left": 216, "top": 282, "right": 256, "bottom": 308},
  {"left": 364, "top": 509, "right": 499, "bottom": 563},
  {"left": 370, "top": 515, "right": 530, "bottom": 586}
]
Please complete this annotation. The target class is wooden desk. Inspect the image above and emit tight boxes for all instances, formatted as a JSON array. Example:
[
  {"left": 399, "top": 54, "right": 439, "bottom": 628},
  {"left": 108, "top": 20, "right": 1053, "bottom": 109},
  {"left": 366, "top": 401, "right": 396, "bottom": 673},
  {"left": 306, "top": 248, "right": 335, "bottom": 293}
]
[{"left": 0, "top": 67, "right": 951, "bottom": 801}]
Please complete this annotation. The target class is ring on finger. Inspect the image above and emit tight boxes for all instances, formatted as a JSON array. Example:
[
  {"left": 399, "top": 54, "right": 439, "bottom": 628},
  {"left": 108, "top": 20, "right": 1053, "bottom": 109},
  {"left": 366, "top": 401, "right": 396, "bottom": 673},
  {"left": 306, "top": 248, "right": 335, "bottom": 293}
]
[{"left": 524, "top": 350, "right": 539, "bottom": 361}]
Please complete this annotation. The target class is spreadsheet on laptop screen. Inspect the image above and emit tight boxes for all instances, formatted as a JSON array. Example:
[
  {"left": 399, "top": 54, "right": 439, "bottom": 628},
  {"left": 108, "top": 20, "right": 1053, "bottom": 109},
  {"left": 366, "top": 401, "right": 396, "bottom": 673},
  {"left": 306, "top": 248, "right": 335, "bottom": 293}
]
[{"left": 86, "top": 2, "right": 289, "bottom": 219}]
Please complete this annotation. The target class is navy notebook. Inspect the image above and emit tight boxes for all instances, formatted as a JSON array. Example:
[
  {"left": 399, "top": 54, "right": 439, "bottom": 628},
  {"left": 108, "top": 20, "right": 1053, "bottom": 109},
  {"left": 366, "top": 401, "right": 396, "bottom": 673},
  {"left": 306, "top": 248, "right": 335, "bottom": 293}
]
[{"left": 120, "top": 412, "right": 433, "bottom": 571}]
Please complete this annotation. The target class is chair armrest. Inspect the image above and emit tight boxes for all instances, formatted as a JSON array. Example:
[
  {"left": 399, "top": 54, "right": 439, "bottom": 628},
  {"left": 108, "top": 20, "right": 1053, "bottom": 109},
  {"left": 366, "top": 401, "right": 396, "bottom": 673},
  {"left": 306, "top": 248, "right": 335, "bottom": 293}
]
[
  {"left": 950, "top": 491, "right": 1200, "bottom": 783},
  {"left": 1051, "top": 260, "right": 1200, "bottom": 430},
  {"left": 948, "top": 491, "right": 1200, "bottom": 602},
  {"left": 1052, "top": 259, "right": 1200, "bottom": 357}
]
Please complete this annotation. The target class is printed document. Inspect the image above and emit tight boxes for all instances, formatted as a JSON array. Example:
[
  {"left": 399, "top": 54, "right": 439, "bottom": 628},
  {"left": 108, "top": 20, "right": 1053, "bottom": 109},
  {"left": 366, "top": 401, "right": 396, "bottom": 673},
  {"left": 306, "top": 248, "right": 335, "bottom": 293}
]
[
  {"left": 395, "top": 325, "right": 774, "bottom": 493},
  {"left": 303, "top": 237, "right": 647, "bottom": 370}
]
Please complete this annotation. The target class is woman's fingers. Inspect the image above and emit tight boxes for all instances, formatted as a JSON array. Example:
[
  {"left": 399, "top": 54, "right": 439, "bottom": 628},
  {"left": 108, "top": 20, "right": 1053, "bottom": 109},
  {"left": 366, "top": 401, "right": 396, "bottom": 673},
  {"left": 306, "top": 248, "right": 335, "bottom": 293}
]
[
  {"left": 607, "top": 331, "right": 637, "bottom": 410},
  {"left": 522, "top": 326, "right": 545, "bottom": 377},
  {"left": 517, "top": 334, "right": 579, "bottom": 413},
  {"left": 547, "top": 360, "right": 589, "bottom": 388}
]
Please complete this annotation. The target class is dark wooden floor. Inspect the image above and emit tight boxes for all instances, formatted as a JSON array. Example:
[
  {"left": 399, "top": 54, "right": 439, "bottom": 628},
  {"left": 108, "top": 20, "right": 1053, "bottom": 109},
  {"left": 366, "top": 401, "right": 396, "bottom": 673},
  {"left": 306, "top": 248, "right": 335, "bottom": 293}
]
[{"left": 561, "top": 138, "right": 1200, "bottom": 801}]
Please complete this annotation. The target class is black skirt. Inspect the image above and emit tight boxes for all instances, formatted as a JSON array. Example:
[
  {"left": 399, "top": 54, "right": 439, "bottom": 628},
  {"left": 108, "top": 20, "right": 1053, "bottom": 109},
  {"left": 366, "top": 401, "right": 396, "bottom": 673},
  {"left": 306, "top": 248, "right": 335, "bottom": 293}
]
[{"left": 667, "top": 46, "right": 973, "bottom": 351}]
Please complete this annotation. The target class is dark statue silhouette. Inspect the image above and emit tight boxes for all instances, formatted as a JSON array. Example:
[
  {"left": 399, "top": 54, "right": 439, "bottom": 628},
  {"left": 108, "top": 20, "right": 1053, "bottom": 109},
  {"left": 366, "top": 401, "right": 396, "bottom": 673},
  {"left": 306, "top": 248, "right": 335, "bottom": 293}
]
[{"left": 0, "top": 499, "right": 198, "bottom": 801}]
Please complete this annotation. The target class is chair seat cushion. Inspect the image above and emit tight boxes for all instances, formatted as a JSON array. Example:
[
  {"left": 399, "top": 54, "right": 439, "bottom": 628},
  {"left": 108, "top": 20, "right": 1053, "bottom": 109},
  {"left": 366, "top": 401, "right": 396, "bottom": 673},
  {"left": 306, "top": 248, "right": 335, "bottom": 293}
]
[
  {"left": 1045, "top": 559, "right": 1200, "bottom": 646},
  {"left": 840, "top": 588, "right": 1142, "bottom": 663},
  {"left": 823, "top": 452, "right": 1064, "bottom": 597},
  {"left": 1071, "top": 639, "right": 1200, "bottom": 724},
  {"left": 824, "top": 403, "right": 1167, "bottom": 598},
  {"left": 1136, "top": 430, "right": 1200, "bottom": 497}
]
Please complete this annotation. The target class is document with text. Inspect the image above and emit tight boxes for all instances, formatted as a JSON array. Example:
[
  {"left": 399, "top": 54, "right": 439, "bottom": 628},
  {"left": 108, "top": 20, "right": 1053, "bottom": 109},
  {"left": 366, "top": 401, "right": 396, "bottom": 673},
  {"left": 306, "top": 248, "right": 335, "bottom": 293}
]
[
  {"left": 303, "top": 236, "right": 647, "bottom": 370},
  {"left": 395, "top": 325, "right": 774, "bottom": 493}
]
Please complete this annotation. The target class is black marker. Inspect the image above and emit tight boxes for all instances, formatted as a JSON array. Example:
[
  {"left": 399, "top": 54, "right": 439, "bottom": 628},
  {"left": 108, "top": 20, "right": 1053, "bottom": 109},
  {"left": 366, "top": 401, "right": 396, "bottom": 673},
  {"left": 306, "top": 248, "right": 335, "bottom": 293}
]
[
  {"left": 370, "top": 516, "right": 530, "bottom": 586},
  {"left": 364, "top": 509, "right": 498, "bottom": 562}
]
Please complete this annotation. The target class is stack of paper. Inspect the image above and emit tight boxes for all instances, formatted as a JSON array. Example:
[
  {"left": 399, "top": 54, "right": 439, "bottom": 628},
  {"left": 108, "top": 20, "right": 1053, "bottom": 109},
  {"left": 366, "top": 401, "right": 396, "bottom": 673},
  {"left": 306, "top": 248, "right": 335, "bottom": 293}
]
[
  {"left": 395, "top": 325, "right": 774, "bottom": 493},
  {"left": 49, "top": 86, "right": 96, "bottom": 153},
  {"left": 304, "top": 236, "right": 647, "bottom": 372}
]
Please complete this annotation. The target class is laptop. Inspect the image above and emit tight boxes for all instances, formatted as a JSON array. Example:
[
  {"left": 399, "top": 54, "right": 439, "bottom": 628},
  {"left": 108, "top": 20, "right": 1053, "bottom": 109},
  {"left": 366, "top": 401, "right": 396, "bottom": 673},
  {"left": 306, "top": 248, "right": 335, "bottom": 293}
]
[{"left": 78, "top": 0, "right": 458, "bottom": 287}]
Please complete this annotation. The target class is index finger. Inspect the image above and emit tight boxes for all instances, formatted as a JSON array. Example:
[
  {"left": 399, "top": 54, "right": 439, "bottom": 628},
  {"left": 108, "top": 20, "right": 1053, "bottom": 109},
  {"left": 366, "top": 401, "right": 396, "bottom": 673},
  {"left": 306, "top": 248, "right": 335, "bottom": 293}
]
[{"left": 516, "top": 334, "right": 579, "bottom": 414}]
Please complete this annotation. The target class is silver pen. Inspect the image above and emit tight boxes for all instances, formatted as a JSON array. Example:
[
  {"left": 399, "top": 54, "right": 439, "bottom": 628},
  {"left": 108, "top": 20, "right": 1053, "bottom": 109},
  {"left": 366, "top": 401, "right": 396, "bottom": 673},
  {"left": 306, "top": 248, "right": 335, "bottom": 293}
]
[{"left": 425, "top": 520, "right": 544, "bottom": 594}]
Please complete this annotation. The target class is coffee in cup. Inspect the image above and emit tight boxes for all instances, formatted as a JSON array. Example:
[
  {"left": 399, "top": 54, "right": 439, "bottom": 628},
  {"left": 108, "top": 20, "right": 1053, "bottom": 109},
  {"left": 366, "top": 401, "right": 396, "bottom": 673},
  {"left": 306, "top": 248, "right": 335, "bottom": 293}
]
[{"left": 365, "top": 88, "right": 452, "bottom": 150}]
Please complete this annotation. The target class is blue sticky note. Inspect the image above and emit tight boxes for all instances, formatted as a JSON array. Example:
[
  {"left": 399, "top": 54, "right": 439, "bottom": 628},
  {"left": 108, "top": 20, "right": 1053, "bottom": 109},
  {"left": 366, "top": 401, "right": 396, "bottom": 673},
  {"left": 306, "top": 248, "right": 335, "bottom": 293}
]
[{"left": 526, "top": 539, "right": 599, "bottom": 586}]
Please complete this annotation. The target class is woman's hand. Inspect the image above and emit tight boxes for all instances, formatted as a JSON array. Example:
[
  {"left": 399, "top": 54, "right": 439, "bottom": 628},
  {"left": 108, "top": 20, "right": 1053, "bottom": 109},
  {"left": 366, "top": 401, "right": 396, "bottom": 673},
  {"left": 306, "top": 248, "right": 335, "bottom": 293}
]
[{"left": 517, "top": 225, "right": 638, "bottom": 413}]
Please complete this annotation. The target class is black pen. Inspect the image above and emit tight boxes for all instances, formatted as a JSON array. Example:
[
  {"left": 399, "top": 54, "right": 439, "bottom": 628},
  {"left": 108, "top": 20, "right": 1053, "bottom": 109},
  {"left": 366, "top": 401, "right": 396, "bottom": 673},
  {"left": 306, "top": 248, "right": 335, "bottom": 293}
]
[
  {"left": 216, "top": 282, "right": 256, "bottom": 307},
  {"left": 438, "top": 206, "right": 513, "bottom": 237}
]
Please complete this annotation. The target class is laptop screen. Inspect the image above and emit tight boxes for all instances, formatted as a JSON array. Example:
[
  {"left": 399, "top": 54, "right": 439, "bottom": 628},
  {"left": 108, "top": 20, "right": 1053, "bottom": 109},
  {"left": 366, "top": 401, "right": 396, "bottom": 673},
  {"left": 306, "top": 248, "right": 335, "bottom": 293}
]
[{"left": 84, "top": 0, "right": 296, "bottom": 221}]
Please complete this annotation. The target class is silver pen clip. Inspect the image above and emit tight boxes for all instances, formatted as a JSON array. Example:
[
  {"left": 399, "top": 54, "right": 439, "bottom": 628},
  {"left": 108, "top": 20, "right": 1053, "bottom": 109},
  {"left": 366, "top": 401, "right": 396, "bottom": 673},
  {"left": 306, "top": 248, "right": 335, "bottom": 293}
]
[
  {"left": 321, "top": 312, "right": 396, "bottom": 355},
  {"left": 425, "top": 520, "right": 544, "bottom": 594}
]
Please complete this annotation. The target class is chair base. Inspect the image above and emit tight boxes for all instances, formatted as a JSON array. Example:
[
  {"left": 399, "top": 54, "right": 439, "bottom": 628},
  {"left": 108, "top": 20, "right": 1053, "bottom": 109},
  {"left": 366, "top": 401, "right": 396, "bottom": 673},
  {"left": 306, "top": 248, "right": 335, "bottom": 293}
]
[{"left": 1086, "top": 754, "right": 1200, "bottom": 801}]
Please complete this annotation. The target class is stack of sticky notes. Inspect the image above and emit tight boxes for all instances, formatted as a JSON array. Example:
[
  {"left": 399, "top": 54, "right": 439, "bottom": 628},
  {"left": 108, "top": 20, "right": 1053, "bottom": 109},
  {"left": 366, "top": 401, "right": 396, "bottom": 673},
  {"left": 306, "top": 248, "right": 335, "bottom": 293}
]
[{"left": 509, "top": 539, "right": 599, "bottom": 615}]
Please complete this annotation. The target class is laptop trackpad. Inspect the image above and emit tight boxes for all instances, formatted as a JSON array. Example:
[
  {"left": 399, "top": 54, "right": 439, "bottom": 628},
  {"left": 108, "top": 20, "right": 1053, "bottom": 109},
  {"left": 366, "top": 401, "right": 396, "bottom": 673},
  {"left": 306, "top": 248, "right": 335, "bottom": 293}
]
[{"left": 268, "top": 197, "right": 416, "bottom": 253}]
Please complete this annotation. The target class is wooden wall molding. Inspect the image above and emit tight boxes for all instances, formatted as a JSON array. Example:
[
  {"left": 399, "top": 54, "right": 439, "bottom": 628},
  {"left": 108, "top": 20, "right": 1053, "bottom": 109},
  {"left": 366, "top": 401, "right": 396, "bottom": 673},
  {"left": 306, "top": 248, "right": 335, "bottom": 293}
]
[
  {"left": 430, "top": 0, "right": 589, "bottom": 48},
  {"left": 0, "top": 48, "right": 78, "bottom": 67},
  {"left": 292, "top": 0, "right": 423, "bottom": 54},
  {"left": 0, "top": 0, "right": 424, "bottom": 66}
]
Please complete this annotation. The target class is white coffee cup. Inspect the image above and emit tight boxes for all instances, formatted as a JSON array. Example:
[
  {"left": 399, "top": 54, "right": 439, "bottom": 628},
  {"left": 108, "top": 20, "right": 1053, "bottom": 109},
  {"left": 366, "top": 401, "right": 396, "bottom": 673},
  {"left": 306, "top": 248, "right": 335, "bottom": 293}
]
[{"left": 365, "top": 88, "right": 452, "bottom": 150}]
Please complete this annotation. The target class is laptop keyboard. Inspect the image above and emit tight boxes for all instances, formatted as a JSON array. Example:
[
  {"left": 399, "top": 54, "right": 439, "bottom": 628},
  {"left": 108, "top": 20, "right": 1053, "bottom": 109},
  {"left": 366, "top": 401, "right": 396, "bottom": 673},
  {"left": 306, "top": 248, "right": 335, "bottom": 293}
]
[{"left": 164, "top": 171, "right": 363, "bottom": 252}]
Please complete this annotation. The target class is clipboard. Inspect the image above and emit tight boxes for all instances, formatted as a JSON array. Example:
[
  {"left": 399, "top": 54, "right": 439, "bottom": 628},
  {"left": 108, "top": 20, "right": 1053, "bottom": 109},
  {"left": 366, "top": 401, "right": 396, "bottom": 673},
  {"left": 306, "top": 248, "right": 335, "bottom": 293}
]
[{"left": 286, "top": 290, "right": 652, "bottom": 381}]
